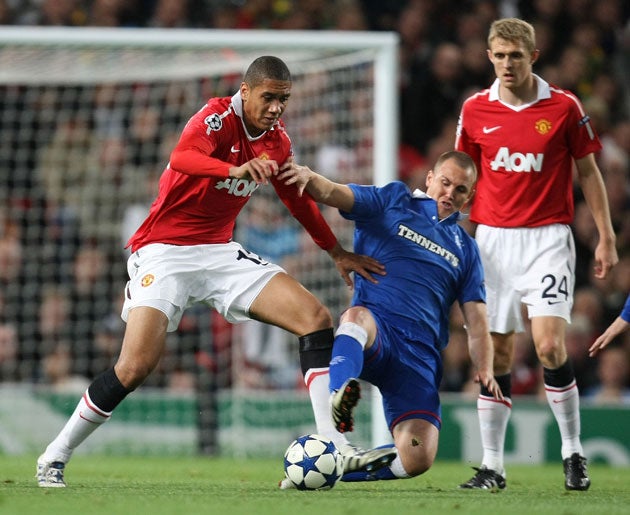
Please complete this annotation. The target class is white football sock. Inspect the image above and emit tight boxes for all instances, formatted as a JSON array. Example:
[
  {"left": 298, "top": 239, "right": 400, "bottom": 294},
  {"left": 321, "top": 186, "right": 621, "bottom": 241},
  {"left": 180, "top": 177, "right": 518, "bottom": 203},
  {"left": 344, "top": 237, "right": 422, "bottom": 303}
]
[
  {"left": 304, "top": 367, "right": 348, "bottom": 448},
  {"left": 42, "top": 391, "right": 111, "bottom": 463},
  {"left": 545, "top": 380, "right": 583, "bottom": 459},
  {"left": 478, "top": 395, "right": 511, "bottom": 476}
]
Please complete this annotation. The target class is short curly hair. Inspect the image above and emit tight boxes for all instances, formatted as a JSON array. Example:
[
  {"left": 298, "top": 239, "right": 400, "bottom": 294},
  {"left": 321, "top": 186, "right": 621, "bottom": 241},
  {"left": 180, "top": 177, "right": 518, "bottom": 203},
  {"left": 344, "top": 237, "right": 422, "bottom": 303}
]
[{"left": 243, "top": 56, "right": 291, "bottom": 87}]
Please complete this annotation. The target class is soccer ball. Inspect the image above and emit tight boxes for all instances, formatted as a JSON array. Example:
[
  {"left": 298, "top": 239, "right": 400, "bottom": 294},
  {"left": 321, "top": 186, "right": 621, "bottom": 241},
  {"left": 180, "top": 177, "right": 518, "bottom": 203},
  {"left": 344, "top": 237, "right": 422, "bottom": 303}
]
[{"left": 283, "top": 434, "right": 343, "bottom": 490}]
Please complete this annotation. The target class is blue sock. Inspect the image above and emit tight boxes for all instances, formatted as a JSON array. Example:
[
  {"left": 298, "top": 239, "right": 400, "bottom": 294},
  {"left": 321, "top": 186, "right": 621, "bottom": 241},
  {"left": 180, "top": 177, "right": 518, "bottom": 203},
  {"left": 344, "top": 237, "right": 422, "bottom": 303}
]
[{"left": 328, "top": 335, "right": 364, "bottom": 393}]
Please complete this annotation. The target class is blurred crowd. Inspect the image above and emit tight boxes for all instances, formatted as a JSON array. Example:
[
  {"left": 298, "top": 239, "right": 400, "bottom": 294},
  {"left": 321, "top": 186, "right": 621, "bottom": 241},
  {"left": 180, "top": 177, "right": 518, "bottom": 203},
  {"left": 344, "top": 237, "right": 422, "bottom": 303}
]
[{"left": 0, "top": 0, "right": 629, "bottom": 404}]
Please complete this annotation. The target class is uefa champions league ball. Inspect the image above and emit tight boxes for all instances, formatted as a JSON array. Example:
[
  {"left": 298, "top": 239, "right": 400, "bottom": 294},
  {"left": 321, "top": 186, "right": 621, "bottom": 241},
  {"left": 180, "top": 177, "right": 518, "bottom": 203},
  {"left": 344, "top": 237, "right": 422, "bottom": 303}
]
[{"left": 283, "top": 434, "right": 343, "bottom": 490}]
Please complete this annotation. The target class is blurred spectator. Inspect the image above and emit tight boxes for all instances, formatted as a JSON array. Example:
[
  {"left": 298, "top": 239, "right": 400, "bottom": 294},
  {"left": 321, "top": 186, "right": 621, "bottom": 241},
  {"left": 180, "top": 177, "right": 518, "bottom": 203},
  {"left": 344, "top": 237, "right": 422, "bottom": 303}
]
[
  {"left": 147, "top": 0, "right": 191, "bottom": 28},
  {"left": 572, "top": 286, "right": 606, "bottom": 336},
  {"left": 87, "top": 0, "right": 124, "bottom": 27},
  {"left": 401, "top": 41, "right": 464, "bottom": 155},
  {"left": 553, "top": 44, "right": 588, "bottom": 94},
  {"left": 395, "top": 0, "right": 431, "bottom": 91},
  {"left": 68, "top": 244, "right": 117, "bottom": 376},
  {"left": 41, "top": 342, "right": 91, "bottom": 393},
  {"left": 565, "top": 314, "right": 599, "bottom": 392},
  {"left": 0, "top": 0, "right": 14, "bottom": 24},
  {"left": 331, "top": 0, "right": 369, "bottom": 31},
  {"left": 37, "top": 285, "right": 71, "bottom": 353},
  {"left": 92, "top": 292, "right": 125, "bottom": 374},
  {"left": 0, "top": 322, "right": 19, "bottom": 381},
  {"left": 583, "top": 346, "right": 630, "bottom": 405},
  {"left": 17, "top": 0, "right": 87, "bottom": 26}
]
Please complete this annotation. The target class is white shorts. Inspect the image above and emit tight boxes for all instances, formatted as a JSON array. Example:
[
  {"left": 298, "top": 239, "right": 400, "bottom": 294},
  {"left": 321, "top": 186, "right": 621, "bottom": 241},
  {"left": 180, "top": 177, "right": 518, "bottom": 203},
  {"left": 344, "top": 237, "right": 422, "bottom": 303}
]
[
  {"left": 121, "top": 242, "right": 284, "bottom": 332},
  {"left": 476, "top": 224, "right": 575, "bottom": 333}
]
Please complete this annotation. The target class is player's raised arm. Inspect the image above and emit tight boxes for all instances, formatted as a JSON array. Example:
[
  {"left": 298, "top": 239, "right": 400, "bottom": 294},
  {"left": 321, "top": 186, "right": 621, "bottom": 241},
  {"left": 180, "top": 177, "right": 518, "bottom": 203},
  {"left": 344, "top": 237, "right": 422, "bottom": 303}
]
[{"left": 279, "top": 161, "right": 355, "bottom": 212}]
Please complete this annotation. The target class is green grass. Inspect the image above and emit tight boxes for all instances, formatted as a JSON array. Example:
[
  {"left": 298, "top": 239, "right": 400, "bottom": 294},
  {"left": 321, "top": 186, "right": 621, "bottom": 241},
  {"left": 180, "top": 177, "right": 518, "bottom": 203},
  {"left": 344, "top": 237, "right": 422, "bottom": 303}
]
[{"left": 1, "top": 456, "right": 629, "bottom": 515}]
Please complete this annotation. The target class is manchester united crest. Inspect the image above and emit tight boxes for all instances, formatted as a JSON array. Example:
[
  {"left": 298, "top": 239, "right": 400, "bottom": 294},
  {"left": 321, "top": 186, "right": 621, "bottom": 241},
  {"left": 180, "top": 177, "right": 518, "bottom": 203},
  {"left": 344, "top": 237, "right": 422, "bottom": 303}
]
[
  {"left": 535, "top": 118, "right": 552, "bottom": 135},
  {"left": 141, "top": 274, "right": 155, "bottom": 287}
]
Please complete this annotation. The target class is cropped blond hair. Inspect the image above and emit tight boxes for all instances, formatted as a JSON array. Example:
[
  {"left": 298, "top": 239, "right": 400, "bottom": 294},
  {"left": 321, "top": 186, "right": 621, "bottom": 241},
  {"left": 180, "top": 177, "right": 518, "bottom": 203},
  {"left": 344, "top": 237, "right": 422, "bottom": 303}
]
[{"left": 488, "top": 18, "right": 536, "bottom": 54}]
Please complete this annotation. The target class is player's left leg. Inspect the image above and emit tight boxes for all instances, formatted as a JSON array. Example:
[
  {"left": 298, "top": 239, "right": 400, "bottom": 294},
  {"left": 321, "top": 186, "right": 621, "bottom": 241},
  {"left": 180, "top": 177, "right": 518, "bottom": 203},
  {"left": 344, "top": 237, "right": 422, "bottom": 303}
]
[
  {"left": 37, "top": 306, "right": 168, "bottom": 487},
  {"left": 341, "top": 418, "right": 439, "bottom": 482},
  {"left": 532, "top": 315, "right": 590, "bottom": 491}
]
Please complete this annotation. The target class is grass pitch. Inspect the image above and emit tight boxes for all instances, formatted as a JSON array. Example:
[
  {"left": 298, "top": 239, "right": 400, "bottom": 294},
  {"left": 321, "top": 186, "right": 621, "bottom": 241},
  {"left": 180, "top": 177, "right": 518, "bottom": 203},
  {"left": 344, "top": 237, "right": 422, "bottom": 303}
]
[{"left": 1, "top": 456, "right": 629, "bottom": 515}]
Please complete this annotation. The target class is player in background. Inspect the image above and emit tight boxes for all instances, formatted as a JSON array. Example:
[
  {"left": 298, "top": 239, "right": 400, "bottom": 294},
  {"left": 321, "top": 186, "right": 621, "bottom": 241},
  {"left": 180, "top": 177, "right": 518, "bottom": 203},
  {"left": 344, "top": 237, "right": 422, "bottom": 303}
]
[
  {"left": 589, "top": 294, "right": 630, "bottom": 357},
  {"left": 455, "top": 18, "right": 618, "bottom": 491},
  {"left": 278, "top": 150, "right": 503, "bottom": 486},
  {"left": 36, "top": 56, "right": 395, "bottom": 487}
]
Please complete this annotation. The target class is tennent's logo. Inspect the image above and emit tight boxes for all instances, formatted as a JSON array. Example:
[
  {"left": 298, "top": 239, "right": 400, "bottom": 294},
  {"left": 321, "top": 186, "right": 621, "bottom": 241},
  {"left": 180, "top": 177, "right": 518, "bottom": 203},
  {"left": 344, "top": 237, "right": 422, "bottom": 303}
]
[{"left": 490, "top": 147, "right": 543, "bottom": 172}]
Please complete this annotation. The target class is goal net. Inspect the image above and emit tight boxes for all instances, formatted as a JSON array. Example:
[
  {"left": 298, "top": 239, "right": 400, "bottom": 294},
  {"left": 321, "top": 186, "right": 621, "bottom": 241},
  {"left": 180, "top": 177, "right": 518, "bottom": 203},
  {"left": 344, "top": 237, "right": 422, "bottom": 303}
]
[{"left": 0, "top": 26, "right": 397, "bottom": 457}]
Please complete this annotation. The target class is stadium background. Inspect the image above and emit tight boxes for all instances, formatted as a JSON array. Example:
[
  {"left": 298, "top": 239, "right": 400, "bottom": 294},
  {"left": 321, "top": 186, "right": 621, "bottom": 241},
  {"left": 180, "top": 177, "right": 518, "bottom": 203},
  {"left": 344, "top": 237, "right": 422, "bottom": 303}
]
[{"left": 0, "top": 0, "right": 628, "bottom": 465}]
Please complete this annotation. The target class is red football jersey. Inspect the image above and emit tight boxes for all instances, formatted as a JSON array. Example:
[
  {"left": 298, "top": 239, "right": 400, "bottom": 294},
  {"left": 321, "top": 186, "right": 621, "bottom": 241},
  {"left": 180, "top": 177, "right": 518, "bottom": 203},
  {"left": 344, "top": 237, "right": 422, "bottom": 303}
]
[
  {"left": 127, "top": 92, "right": 337, "bottom": 252},
  {"left": 455, "top": 75, "right": 602, "bottom": 227}
]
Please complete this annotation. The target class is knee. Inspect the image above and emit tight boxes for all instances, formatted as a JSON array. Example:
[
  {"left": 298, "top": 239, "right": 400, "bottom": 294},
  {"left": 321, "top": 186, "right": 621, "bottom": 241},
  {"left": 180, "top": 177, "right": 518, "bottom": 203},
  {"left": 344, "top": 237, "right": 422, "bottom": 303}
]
[
  {"left": 339, "top": 306, "right": 370, "bottom": 324},
  {"left": 535, "top": 337, "right": 566, "bottom": 368},
  {"left": 398, "top": 447, "right": 434, "bottom": 477},
  {"left": 307, "top": 302, "right": 333, "bottom": 332}
]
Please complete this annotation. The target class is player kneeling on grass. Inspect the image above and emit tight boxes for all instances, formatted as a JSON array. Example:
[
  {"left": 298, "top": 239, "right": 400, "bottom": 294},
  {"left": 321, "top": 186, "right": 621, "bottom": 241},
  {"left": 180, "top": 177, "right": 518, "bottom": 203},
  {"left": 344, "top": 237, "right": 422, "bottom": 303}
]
[{"left": 279, "top": 150, "right": 503, "bottom": 482}]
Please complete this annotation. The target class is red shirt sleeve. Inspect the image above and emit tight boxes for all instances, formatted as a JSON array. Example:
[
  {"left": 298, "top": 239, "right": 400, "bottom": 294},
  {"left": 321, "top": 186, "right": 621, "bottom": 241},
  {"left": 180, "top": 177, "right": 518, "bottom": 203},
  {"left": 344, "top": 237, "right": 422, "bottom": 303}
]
[{"left": 168, "top": 105, "right": 232, "bottom": 178}]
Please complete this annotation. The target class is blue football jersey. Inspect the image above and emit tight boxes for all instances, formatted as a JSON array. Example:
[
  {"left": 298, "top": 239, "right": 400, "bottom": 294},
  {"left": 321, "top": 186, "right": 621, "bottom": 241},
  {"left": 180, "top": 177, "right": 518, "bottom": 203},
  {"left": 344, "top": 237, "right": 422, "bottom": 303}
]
[{"left": 342, "top": 181, "right": 485, "bottom": 352}]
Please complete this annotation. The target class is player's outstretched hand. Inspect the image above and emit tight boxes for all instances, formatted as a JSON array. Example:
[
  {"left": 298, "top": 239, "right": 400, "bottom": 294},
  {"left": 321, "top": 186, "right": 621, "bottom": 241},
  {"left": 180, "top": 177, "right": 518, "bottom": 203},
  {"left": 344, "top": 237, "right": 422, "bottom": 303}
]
[
  {"left": 277, "top": 159, "right": 312, "bottom": 196},
  {"left": 230, "top": 158, "right": 278, "bottom": 185},
  {"left": 327, "top": 243, "right": 385, "bottom": 288},
  {"left": 476, "top": 372, "right": 504, "bottom": 401},
  {"left": 589, "top": 316, "right": 630, "bottom": 357}
]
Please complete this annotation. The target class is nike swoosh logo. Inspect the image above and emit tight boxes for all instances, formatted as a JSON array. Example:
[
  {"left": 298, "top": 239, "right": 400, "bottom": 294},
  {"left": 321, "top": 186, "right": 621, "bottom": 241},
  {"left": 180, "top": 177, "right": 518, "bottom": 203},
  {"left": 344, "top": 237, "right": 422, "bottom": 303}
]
[
  {"left": 230, "top": 145, "right": 240, "bottom": 153},
  {"left": 482, "top": 126, "right": 502, "bottom": 134}
]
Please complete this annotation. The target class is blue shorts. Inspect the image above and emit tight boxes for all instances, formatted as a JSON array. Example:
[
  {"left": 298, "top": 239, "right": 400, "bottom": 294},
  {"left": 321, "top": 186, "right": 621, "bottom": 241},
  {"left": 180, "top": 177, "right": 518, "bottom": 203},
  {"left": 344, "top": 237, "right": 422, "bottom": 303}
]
[{"left": 359, "top": 314, "right": 442, "bottom": 431}]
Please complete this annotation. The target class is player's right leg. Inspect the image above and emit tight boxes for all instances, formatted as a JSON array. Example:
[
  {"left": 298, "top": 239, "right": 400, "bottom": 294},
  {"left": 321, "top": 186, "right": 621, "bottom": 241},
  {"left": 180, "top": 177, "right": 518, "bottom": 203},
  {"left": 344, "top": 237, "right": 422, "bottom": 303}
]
[
  {"left": 460, "top": 225, "right": 520, "bottom": 490},
  {"left": 252, "top": 276, "right": 395, "bottom": 478},
  {"left": 37, "top": 307, "right": 168, "bottom": 487}
]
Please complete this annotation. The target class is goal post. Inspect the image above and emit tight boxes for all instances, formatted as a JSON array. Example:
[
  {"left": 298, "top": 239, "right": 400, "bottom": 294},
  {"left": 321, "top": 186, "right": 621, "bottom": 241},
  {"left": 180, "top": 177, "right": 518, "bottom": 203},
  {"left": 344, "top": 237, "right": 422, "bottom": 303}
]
[{"left": 0, "top": 26, "right": 397, "bottom": 455}]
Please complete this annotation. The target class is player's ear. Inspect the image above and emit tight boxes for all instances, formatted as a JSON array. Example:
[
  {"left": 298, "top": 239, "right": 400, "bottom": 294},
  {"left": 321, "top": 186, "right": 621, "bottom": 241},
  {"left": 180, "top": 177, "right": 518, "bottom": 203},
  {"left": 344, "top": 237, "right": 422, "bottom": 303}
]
[
  {"left": 240, "top": 82, "right": 249, "bottom": 101},
  {"left": 530, "top": 49, "right": 540, "bottom": 65},
  {"left": 425, "top": 169, "right": 434, "bottom": 188}
]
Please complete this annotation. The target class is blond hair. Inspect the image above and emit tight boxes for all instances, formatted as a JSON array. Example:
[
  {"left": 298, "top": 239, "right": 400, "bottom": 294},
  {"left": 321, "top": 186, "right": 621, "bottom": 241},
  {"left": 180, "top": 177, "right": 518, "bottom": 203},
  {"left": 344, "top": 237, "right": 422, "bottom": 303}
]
[{"left": 488, "top": 18, "right": 536, "bottom": 54}]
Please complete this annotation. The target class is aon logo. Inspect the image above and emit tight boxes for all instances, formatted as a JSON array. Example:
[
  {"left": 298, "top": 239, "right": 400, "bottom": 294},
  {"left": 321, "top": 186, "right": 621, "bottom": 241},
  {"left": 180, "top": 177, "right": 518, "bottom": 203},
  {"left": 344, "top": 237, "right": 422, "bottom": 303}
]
[
  {"left": 490, "top": 147, "right": 543, "bottom": 172},
  {"left": 215, "top": 178, "right": 258, "bottom": 197}
]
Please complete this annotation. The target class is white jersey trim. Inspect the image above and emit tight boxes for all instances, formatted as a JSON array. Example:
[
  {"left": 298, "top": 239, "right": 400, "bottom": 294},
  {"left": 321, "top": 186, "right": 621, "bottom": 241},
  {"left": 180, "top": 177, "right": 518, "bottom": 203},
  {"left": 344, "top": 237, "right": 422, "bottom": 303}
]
[{"left": 488, "top": 74, "right": 551, "bottom": 111}]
